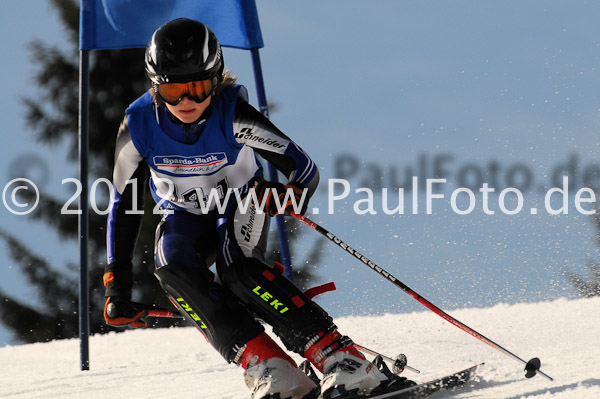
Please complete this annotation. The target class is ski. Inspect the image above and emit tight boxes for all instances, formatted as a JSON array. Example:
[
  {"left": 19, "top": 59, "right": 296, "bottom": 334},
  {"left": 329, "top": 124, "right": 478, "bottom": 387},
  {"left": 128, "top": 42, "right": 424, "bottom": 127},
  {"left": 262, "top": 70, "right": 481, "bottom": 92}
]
[
  {"left": 300, "top": 359, "right": 481, "bottom": 399},
  {"left": 365, "top": 363, "right": 482, "bottom": 399}
]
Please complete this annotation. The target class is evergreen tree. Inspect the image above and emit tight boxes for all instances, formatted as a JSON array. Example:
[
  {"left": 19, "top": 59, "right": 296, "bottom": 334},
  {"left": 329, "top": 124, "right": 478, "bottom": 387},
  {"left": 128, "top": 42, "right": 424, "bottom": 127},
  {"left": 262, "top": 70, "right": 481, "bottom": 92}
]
[
  {"left": 0, "top": 0, "right": 323, "bottom": 343},
  {"left": 566, "top": 213, "right": 600, "bottom": 297},
  {"left": 0, "top": 0, "right": 169, "bottom": 343},
  {"left": 566, "top": 261, "right": 600, "bottom": 297}
]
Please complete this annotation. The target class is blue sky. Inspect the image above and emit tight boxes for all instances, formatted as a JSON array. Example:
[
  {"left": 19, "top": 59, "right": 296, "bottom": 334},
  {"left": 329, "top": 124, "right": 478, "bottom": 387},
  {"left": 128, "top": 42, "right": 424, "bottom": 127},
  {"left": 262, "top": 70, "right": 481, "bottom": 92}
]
[{"left": 2, "top": 1, "right": 600, "bottom": 346}]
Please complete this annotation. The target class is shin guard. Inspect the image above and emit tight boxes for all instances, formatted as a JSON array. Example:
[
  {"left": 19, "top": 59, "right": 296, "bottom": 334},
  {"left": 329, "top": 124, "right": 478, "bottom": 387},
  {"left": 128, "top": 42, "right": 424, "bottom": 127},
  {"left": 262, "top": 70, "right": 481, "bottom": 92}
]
[
  {"left": 154, "top": 264, "right": 264, "bottom": 362},
  {"left": 222, "top": 258, "right": 336, "bottom": 354}
]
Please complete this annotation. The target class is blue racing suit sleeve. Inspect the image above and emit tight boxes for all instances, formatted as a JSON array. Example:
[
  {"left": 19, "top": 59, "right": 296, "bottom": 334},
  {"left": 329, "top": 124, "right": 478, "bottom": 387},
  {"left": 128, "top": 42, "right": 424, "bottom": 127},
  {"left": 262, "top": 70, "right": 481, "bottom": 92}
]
[{"left": 106, "top": 117, "right": 148, "bottom": 266}]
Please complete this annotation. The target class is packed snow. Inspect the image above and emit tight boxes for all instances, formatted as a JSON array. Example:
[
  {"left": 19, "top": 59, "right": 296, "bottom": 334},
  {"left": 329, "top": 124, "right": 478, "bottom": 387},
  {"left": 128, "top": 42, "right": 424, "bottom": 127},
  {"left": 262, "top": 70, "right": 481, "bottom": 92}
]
[{"left": 1, "top": 297, "right": 598, "bottom": 399}]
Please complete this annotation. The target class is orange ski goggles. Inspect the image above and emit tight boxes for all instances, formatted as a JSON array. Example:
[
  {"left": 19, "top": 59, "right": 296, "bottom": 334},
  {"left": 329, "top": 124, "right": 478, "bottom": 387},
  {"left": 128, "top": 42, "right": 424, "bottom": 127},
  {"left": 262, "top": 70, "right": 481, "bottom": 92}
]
[{"left": 156, "top": 80, "right": 213, "bottom": 105}]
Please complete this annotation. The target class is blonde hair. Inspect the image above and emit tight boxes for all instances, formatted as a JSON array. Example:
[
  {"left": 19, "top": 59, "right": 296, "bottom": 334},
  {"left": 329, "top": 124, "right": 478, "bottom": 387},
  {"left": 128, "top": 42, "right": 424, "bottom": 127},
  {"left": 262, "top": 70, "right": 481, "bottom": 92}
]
[
  {"left": 216, "top": 70, "right": 238, "bottom": 95},
  {"left": 150, "top": 69, "right": 238, "bottom": 106}
]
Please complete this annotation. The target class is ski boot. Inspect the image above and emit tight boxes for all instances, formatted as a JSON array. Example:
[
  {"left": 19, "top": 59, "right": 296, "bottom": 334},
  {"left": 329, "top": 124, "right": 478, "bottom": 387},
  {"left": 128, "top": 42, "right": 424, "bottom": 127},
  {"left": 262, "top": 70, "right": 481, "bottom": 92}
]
[
  {"left": 241, "top": 333, "right": 318, "bottom": 399},
  {"left": 304, "top": 330, "right": 415, "bottom": 398},
  {"left": 320, "top": 348, "right": 388, "bottom": 398}
]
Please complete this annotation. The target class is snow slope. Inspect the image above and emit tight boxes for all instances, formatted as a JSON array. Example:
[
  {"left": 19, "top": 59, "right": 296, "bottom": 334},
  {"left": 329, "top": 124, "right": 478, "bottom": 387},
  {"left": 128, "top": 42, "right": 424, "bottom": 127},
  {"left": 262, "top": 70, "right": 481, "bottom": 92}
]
[{"left": 1, "top": 297, "right": 598, "bottom": 399}]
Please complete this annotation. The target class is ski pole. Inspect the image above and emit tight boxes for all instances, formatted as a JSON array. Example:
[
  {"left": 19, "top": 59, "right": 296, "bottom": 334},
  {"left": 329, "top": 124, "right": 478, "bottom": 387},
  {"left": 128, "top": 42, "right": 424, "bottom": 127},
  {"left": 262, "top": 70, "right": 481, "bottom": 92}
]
[
  {"left": 290, "top": 212, "right": 553, "bottom": 381},
  {"left": 131, "top": 302, "right": 184, "bottom": 319},
  {"left": 146, "top": 308, "right": 182, "bottom": 318}
]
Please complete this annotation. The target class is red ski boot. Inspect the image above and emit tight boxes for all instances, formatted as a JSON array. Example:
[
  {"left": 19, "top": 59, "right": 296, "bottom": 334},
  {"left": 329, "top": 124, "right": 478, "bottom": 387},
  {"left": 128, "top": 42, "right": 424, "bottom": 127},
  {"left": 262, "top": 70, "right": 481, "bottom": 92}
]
[{"left": 240, "top": 333, "right": 318, "bottom": 399}]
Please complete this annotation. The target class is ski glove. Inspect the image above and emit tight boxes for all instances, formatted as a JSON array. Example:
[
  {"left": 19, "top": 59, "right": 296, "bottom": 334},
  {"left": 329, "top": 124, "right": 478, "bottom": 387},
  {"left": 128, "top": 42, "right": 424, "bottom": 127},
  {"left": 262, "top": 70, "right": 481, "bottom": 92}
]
[
  {"left": 103, "top": 262, "right": 147, "bottom": 328},
  {"left": 103, "top": 297, "right": 147, "bottom": 328},
  {"left": 254, "top": 181, "right": 308, "bottom": 216}
]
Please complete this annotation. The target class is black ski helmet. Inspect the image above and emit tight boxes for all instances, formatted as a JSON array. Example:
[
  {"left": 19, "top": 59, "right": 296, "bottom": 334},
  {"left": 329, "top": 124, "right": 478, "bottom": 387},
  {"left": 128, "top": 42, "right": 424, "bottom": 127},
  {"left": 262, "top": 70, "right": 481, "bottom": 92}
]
[{"left": 145, "top": 18, "right": 224, "bottom": 89}]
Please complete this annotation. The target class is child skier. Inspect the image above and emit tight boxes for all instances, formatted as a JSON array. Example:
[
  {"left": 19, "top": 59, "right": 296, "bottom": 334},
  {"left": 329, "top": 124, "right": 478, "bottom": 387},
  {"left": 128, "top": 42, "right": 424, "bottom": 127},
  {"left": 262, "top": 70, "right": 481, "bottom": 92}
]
[{"left": 102, "top": 18, "right": 412, "bottom": 399}]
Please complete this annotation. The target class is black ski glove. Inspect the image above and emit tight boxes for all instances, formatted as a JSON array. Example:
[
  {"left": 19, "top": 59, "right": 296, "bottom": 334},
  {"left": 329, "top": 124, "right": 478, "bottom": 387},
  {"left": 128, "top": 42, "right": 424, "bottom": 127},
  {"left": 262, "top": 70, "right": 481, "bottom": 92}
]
[
  {"left": 103, "top": 262, "right": 147, "bottom": 328},
  {"left": 253, "top": 181, "right": 308, "bottom": 216}
]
